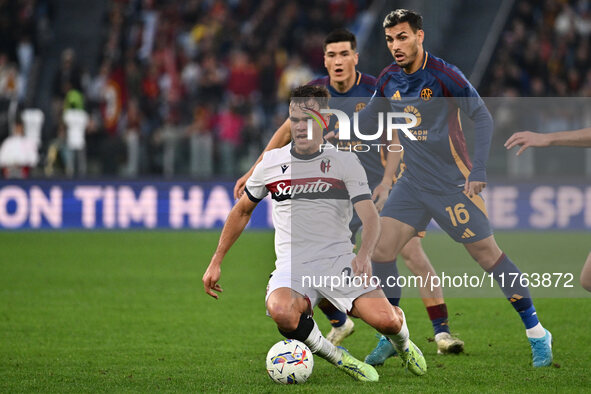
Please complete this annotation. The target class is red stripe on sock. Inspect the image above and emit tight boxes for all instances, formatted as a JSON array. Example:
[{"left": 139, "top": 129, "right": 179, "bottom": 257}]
[
  {"left": 304, "top": 295, "right": 314, "bottom": 318},
  {"left": 426, "top": 304, "right": 448, "bottom": 320}
]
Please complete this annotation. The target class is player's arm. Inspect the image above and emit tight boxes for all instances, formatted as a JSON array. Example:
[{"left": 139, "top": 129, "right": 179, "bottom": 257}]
[
  {"left": 450, "top": 75, "right": 493, "bottom": 198},
  {"left": 233, "top": 119, "right": 291, "bottom": 199},
  {"left": 371, "top": 133, "right": 402, "bottom": 212},
  {"left": 203, "top": 194, "right": 259, "bottom": 299},
  {"left": 344, "top": 154, "right": 381, "bottom": 278},
  {"left": 464, "top": 103, "right": 493, "bottom": 197},
  {"left": 504, "top": 128, "right": 591, "bottom": 156},
  {"left": 352, "top": 199, "right": 381, "bottom": 278}
]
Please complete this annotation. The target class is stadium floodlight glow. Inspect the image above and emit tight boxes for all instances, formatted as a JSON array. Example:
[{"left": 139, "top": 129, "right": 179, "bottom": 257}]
[{"left": 305, "top": 108, "right": 419, "bottom": 141}]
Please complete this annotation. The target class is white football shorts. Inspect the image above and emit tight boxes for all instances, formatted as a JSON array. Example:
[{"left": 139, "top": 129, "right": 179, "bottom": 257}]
[{"left": 265, "top": 253, "right": 379, "bottom": 314}]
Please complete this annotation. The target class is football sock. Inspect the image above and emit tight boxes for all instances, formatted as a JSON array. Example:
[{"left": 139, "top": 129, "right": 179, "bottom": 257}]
[
  {"left": 303, "top": 320, "right": 342, "bottom": 364},
  {"left": 525, "top": 321, "right": 546, "bottom": 338},
  {"left": 372, "top": 259, "right": 400, "bottom": 306},
  {"left": 386, "top": 307, "right": 410, "bottom": 352},
  {"left": 319, "top": 302, "right": 347, "bottom": 328},
  {"left": 426, "top": 303, "right": 451, "bottom": 335},
  {"left": 278, "top": 313, "right": 314, "bottom": 341},
  {"left": 488, "top": 253, "right": 543, "bottom": 336},
  {"left": 279, "top": 314, "right": 340, "bottom": 364}
]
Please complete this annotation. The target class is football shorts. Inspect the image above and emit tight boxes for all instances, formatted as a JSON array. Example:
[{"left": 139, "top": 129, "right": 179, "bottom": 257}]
[
  {"left": 265, "top": 253, "right": 379, "bottom": 313},
  {"left": 381, "top": 177, "right": 492, "bottom": 243}
]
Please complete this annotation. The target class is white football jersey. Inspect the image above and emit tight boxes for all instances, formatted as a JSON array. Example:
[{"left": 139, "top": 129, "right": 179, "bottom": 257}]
[{"left": 245, "top": 145, "right": 371, "bottom": 268}]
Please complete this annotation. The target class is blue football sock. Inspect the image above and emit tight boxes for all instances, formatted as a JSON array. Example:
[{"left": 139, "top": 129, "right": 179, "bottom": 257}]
[
  {"left": 427, "top": 304, "right": 451, "bottom": 335},
  {"left": 319, "top": 303, "right": 347, "bottom": 328},
  {"left": 372, "top": 259, "right": 400, "bottom": 306},
  {"left": 489, "top": 253, "right": 540, "bottom": 329}
]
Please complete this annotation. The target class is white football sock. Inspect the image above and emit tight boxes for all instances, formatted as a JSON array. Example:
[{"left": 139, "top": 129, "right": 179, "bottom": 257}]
[
  {"left": 386, "top": 307, "right": 410, "bottom": 352},
  {"left": 526, "top": 322, "right": 546, "bottom": 338},
  {"left": 304, "top": 320, "right": 341, "bottom": 364}
]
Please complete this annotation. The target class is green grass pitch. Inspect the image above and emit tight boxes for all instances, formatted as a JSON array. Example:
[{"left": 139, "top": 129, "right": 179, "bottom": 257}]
[{"left": 1, "top": 231, "right": 590, "bottom": 392}]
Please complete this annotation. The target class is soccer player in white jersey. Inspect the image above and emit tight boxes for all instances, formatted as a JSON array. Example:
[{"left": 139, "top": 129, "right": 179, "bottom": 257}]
[
  {"left": 234, "top": 29, "right": 464, "bottom": 356},
  {"left": 203, "top": 85, "right": 427, "bottom": 381}
]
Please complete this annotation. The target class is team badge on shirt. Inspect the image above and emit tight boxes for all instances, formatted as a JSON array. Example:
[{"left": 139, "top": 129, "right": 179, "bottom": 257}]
[
  {"left": 404, "top": 105, "right": 422, "bottom": 127},
  {"left": 320, "top": 159, "right": 331, "bottom": 173},
  {"left": 420, "top": 88, "right": 433, "bottom": 101}
]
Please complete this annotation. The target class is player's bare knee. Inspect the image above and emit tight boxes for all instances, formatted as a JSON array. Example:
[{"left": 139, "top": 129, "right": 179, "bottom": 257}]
[
  {"left": 267, "top": 303, "right": 299, "bottom": 331},
  {"left": 465, "top": 236, "right": 502, "bottom": 270},
  {"left": 371, "top": 308, "right": 401, "bottom": 335}
]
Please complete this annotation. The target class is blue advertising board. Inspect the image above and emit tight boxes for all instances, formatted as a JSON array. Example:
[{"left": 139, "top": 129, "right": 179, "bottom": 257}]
[{"left": 0, "top": 180, "right": 589, "bottom": 230}]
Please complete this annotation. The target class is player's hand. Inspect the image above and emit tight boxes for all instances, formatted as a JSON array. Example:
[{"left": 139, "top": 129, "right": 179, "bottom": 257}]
[
  {"left": 351, "top": 253, "right": 372, "bottom": 283},
  {"left": 324, "top": 131, "right": 339, "bottom": 145},
  {"left": 464, "top": 180, "right": 486, "bottom": 198},
  {"left": 233, "top": 173, "right": 250, "bottom": 200},
  {"left": 203, "top": 258, "right": 224, "bottom": 299},
  {"left": 504, "top": 131, "right": 550, "bottom": 156},
  {"left": 371, "top": 183, "right": 391, "bottom": 213}
]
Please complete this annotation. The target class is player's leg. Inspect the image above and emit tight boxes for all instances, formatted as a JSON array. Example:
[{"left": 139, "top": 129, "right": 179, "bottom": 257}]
[
  {"left": 373, "top": 180, "right": 432, "bottom": 305},
  {"left": 266, "top": 272, "right": 377, "bottom": 382},
  {"left": 365, "top": 217, "right": 417, "bottom": 365},
  {"left": 366, "top": 179, "right": 431, "bottom": 365},
  {"left": 318, "top": 215, "right": 363, "bottom": 346},
  {"left": 350, "top": 289, "right": 426, "bottom": 375},
  {"left": 430, "top": 190, "right": 552, "bottom": 367},
  {"left": 266, "top": 287, "right": 311, "bottom": 332},
  {"left": 373, "top": 208, "right": 428, "bottom": 304},
  {"left": 318, "top": 298, "right": 354, "bottom": 346},
  {"left": 464, "top": 235, "right": 552, "bottom": 367},
  {"left": 400, "top": 236, "right": 464, "bottom": 354},
  {"left": 372, "top": 180, "right": 431, "bottom": 306},
  {"left": 580, "top": 252, "right": 591, "bottom": 292}
]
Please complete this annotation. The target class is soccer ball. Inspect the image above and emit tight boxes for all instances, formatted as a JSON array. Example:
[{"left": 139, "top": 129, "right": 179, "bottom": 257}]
[{"left": 266, "top": 339, "right": 314, "bottom": 384}]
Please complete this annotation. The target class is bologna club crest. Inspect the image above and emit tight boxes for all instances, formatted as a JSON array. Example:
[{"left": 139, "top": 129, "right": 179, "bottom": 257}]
[{"left": 320, "top": 159, "right": 331, "bottom": 173}]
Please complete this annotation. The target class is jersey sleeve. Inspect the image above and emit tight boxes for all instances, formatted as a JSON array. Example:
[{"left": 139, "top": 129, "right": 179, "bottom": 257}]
[
  {"left": 244, "top": 160, "right": 268, "bottom": 202},
  {"left": 440, "top": 65, "right": 494, "bottom": 183},
  {"left": 356, "top": 69, "right": 394, "bottom": 136},
  {"left": 439, "top": 64, "right": 487, "bottom": 118},
  {"left": 341, "top": 153, "right": 372, "bottom": 203}
]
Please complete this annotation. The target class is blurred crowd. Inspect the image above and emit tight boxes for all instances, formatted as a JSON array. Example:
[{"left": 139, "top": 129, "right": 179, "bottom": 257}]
[
  {"left": 0, "top": 0, "right": 53, "bottom": 177},
  {"left": 0, "top": 0, "right": 51, "bottom": 108},
  {"left": 1, "top": 0, "right": 590, "bottom": 179},
  {"left": 35, "top": 0, "right": 369, "bottom": 178},
  {"left": 484, "top": 0, "right": 591, "bottom": 97}
]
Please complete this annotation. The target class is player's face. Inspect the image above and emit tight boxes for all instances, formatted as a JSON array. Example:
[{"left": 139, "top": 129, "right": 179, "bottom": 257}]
[
  {"left": 289, "top": 101, "right": 325, "bottom": 155},
  {"left": 385, "top": 22, "right": 424, "bottom": 71},
  {"left": 324, "top": 41, "right": 358, "bottom": 83}
]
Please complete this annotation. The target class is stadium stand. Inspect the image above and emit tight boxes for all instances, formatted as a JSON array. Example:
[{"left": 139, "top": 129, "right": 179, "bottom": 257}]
[
  {"left": 40, "top": 0, "right": 372, "bottom": 178},
  {"left": 0, "top": 0, "right": 588, "bottom": 178}
]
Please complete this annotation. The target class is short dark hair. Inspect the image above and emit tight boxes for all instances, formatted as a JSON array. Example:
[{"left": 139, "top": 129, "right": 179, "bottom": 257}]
[
  {"left": 289, "top": 85, "right": 330, "bottom": 109},
  {"left": 383, "top": 9, "right": 423, "bottom": 32},
  {"left": 323, "top": 28, "right": 357, "bottom": 52}
]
